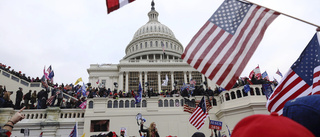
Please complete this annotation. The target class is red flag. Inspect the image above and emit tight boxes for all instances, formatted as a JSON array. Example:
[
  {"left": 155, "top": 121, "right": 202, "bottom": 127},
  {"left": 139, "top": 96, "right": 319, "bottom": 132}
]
[
  {"left": 181, "top": 0, "right": 279, "bottom": 90},
  {"left": 189, "top": 97, "right": 208, "bottom": 130},
  {"left": 106, "top": 0, "right": 135, "bottom": 14},
  {"left": 267, "top": 33, "right": 320, "bottom": 115}
]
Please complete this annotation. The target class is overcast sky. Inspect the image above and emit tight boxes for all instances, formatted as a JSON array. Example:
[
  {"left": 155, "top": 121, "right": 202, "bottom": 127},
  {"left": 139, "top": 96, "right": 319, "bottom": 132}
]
[{"left": 0, "top": 0, "right": 319, "bottom": 85}]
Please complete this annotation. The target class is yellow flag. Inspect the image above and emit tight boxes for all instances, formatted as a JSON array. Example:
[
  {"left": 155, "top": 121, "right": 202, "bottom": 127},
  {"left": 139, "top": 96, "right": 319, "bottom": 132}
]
[
  {"left": 75, "top": 77, "right": 83, "bottom": 85},
  {"left": 81, "top": 133, "right": 85, "bottom": 137}
]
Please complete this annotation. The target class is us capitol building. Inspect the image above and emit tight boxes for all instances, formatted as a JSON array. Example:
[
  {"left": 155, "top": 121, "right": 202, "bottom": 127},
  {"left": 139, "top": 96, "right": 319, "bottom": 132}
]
[{"left": 0, "top": 1, "right": 269, "bottom": 137}]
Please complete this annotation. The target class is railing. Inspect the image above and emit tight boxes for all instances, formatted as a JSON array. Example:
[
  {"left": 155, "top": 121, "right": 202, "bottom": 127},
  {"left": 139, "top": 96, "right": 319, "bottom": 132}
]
[
  {"left": 1, "top": 70, "right": 50, "bottom": 89},
  {"left": 13, "top": 108, "right": 85, "bottom": 120},
  {"left": 126, "top": 59, "right": 184, "bottom": 63},
  {"left": 2, "top": 71, "right": 10, "bottom": 78},
  {"left": 218, "top": 84, "right": 270, "bottom": 104}
]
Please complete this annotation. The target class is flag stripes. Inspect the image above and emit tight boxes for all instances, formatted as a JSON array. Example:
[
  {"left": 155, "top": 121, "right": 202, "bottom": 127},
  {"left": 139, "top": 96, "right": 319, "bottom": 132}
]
[
  {"left": 183, "top": 101, "right": 212, "bottom": 114},
  {"left": 106, "top": 0, "right": 135, "bottom": 14},
  {"left": 189, "top": 97, "right": 208, "bottom": 130},
  {"left": 267, "top": 69, "right": 311, "bottom": 114},
  {"left": 181, "top": 0, "right": 279, "bottom": 90},
  {"left": 267, "top": 33, "right": 320, "bottom": 115}
]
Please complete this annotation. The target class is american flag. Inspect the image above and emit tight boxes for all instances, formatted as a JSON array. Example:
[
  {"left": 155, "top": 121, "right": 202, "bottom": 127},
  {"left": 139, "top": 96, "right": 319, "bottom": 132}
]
[
  {"left": 181, "top": 0, "right": 279, "bottom": 90},
  {"left": 183, "top": 100, "right": 212, "bottom": 114},
  {"left": 189, "top": 97, "right": 209, "bottom": 130},
  {"left": 190, "top": 79, "right": 196, "bottom": 85},
  {"left": 46, "top": 91, "right": 60, "bottom": 105},
  {"left": 69, "top": 123, "right": 78, "bottom": 137},
  {"left": 106, "top": 0, "right": 135, "bottom": 14},
  {"left": 161, "top": 41, "right": 166, "bottom": 55},
  {"left": 267, "top": 32, "right": 320, "bottom": 115}
]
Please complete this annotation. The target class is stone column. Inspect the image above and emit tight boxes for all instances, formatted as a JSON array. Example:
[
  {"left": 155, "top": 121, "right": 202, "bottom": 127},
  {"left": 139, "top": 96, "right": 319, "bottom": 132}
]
[
  {"left": 139, "top": 71, "right": 143, "bottom": 84},
  {"left": 144, "top": 71, "right": 148, "bottom": 85},
  {"left": 119, "top": 72, "right": 124, "bottom": 91},
  {"left": 125, "top": 72, "right": 129, "bottom": 92},
  {"left": 171, "top": 71, "right": 174, "bottom": 90},
  {"left": 158, "top": 71, "right": 161, "bottom": 93},
  {"left": 183, "top": 71, "right": 187, "bottom": 84},
  {"left": 188, "top": 72, "right": 192, "bottom": 81}
]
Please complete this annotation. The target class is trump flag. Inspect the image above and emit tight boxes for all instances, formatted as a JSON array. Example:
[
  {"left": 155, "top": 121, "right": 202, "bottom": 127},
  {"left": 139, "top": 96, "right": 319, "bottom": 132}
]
[
  {"left": 181, "top": 0, "right": 279, "bottom": 90},
  {"left": 267, "top": 32, "right": 320, "bottom": 115}
]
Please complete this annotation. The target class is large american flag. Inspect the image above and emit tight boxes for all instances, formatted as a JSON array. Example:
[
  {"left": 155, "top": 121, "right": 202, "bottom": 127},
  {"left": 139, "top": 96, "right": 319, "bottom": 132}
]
[
  {"left": 267, "top": 32, "right": 320, "bottom": 115},
  {"left": 106, "top": 0, "right": 135, "bottom": 14},
  {"left": 189, "top": 97, "right": 208, "bottom": 130},
  {"left": 181, "top": 0, "right": 279, "bottom": 90}
]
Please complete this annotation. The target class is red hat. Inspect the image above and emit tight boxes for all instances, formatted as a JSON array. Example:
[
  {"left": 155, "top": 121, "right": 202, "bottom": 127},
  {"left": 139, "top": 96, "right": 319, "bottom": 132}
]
[{"left": 232, "top": 112, "right": 315, "bottom": 137}]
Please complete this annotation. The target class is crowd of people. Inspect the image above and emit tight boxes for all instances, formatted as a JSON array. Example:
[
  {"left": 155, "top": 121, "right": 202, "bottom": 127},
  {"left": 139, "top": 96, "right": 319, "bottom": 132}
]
[
  {"left": 0, "top": 63, "right": 42, "bottom": 83},
  {"left": 0, "top": 76, "right": 276, "bottom": 110}
]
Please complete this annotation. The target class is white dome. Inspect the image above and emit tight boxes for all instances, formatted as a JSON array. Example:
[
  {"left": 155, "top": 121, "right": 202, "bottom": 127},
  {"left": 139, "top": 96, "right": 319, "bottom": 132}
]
[{"left": 123, "top": 1, "right": 184, "bottom": 60}]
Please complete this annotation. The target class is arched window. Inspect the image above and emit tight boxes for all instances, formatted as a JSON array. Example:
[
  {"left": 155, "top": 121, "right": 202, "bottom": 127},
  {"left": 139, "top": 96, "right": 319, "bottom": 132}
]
[
  {"left": 170, "top": 99, "right": 174, "bottom": 107},
  {"left": 156, "top": 41, "right": 158, "bottom": 47},
  {"left": 131, "top": 100, "right": 135, "bottom": 108},
  {"left": 142, "top": 100, "right": 147, "bottom": 107},
  {"left": 250, "top": 88, "right": 255, "bottom": 96},
  {"left": 231, "top": 91, "right": 236, "bottom": 99},
  {"left": 119, "top": 100, "right": 124, "bottom": 108},
  {"left": 236, "top": 90, "right": 242, "bottom": 98},
  {"left": 125, "top": 100, "right": 130, "bottom": 108},
  {"left": 212, "top": 98, "right": 217, "bottom": 106},
  {"left": 225, "top": 93, "right": 230, "bottom": 101},
  {"left": 89, "top": 101, "right": 93, "bottom": 108},
  {"left": 113, "top": 100, "right": 118, "bottom": 108},
  {"left": 145, "top": 42, "right": 148, "bottom": 48},
  {"left": 175, "top": 99, "right": 179, "bottom": 107},
  {"left": 164, "top": 99, "right": 169, "bottom": 107},
  {"left": 107, "top": 100, "right": 112, "bottom": 108},
  {"left": 255, "top": 87, "right": 261, "bottom": 95},
  {"left": 150, "top": 41, "right": 153, "bottom": 47},
  {"left": 158, "top": 100, "right": 163, "bottom": 107}
]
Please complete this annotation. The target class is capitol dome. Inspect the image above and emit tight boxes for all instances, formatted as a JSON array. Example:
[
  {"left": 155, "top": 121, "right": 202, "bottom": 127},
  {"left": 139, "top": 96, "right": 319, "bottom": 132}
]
[{"left": 123, "top": 1, "right": 184, "bottom": 60}]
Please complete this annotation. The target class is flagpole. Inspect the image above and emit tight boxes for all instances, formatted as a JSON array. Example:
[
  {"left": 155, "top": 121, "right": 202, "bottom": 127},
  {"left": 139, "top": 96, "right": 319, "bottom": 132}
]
[
  {"left": 76, "top": 121, "right": 78, "bottom": 137},
  {"left": 241, "top": 0, "right": 320, "bottom": 28}
]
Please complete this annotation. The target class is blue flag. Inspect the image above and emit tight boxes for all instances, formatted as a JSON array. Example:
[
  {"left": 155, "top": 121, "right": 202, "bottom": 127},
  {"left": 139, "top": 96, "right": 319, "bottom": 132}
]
[
  {"left": 244, "top": 84, "right": 250, "bottom": 93},
  {"left": 48, "top": 71, "right": 54, "bottom": 79},
  {"left": 262, "top": 84, "right": 273, "bottom": 99},
  {"left": 135, "top": 82, "right": 142, "bottom": 104},
  {"left": 262, "top": 71, "right": 269, "bottom": 80}
]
